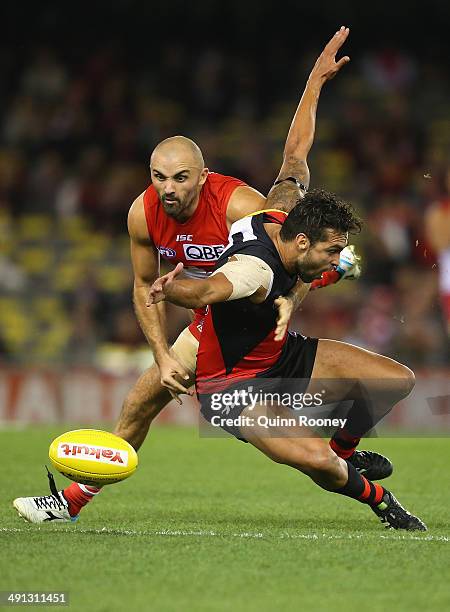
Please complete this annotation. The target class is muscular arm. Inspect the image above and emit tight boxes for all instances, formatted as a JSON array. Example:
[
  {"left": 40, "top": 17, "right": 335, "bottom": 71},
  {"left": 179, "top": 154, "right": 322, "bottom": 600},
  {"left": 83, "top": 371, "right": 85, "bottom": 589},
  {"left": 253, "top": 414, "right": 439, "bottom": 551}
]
[
  {"left": 225, "top": 62, "right": 327, "bottom": 223},
  {"left": 128, "top": 193, "right": 170, "bottom": 364},
  {"left": 285, "top": 279, "right": 312, "bottom": 309},
  {"left": 150, "top": 256, "right": 273, "bottom": 308},
  {"left": 273, "top": 278, "right": 311, "bottom": 340},
  {"left": 163, "top": 273, "right": 233, "bottom": 309},
  {"left": 268, "top": 26, "right": 350, "bottom": 212},
  {"left": 226, "top": 185, "right": 266, "bottom": 227}
]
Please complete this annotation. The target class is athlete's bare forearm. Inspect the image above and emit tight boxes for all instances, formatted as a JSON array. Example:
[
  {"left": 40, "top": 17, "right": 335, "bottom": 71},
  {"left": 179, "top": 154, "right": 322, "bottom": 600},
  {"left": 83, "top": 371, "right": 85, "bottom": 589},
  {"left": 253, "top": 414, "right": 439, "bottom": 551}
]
[
  {"left": 156, "top": 270, "right": 233, "bottom": 309},
  {"left": 281, "top": 82, "right": 324, "bottom": 191},
  {"left": 163, "top": 279, "right": 220, "bottom": 309},
  {"left": 273, "top": 279, "right": 312, "bottom": 342},
  {"left": 275, "top": 27, "right": 350, "bottom": 193},
  {"left": 286, "top": 279, "right": 312, "bottom": 310},
  {"left": 133, "top": 285, "right": 169, "bottom": 361}
]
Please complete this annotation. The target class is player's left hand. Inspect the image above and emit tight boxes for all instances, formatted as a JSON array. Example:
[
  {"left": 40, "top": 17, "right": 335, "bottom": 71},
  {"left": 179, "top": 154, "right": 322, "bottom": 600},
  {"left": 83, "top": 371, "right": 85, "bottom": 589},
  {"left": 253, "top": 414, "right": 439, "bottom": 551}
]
[
  {"left": 146, "top": 262, "right": 184, "bottom": 305},
  {"left": 274, "top": 296, "right": 294, "bottom": 341},
  {"left": 309, "top": 26, "right": 350, "bottom": 85},
  {"left": 336, "top": 245, "right": 361, "bottom": 280}
]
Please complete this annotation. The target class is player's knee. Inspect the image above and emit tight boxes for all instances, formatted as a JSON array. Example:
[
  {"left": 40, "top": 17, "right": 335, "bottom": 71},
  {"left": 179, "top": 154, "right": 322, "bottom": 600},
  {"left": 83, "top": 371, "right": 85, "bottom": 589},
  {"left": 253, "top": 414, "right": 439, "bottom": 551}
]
[
  {"left": 124, "top": 385, "right": 151, "bottom": 412},
  {"left": 123, "top": 387, "right": 167, "bottom": 421},
  {"left": 402, "top": 366, "right": 415, "bottom": 398},
  {"left": 118, "top": 370, "right": 171, "bottom": 430},
  {"left": 126, "top": 370, "right": 168, "bottom": 411},
  {"left": 393, "top": 365, "right": 415, "bottom": 400}
]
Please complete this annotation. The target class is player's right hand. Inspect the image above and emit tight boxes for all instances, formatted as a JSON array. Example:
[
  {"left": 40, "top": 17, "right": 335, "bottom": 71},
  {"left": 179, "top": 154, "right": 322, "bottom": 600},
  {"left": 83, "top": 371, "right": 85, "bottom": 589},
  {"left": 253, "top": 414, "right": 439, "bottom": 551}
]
[{"left": 157, "top": 353, "right": 192, "bottom": 404}]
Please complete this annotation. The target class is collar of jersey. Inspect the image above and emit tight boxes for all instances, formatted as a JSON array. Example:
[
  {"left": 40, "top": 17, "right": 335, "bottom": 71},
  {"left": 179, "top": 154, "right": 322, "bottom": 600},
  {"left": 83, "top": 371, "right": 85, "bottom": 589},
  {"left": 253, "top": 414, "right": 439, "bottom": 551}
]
[{"left": 244, "top": 208, "right": 289, "bottom": 218}]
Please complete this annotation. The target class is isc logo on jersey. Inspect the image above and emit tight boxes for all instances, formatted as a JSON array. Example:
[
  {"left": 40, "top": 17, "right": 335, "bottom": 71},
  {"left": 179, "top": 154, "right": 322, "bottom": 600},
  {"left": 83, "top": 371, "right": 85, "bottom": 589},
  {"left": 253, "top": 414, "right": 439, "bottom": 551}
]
[{"left": 183, "top": 244, "right": 225, "bottom": 261}]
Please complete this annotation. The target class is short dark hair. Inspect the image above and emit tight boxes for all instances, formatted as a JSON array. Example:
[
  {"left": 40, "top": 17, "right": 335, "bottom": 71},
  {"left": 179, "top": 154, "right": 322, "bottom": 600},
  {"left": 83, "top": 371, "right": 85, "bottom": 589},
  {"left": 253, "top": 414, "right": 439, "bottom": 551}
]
[{"left": 279, "top": 189, "right": 362, "bottom": 244}]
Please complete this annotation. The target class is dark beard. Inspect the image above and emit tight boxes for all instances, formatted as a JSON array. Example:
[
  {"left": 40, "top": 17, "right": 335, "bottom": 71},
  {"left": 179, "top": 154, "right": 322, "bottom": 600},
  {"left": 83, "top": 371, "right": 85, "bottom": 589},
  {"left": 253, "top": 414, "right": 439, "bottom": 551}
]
[
  {"left": 161, "top": 193, "right": 197, "bottom": 221},
  {"left": 296, "top": 254, "right": 326, "bottom": 283},
  {"left": 161, "top": 197, "right": 183, "bottom": 218}
]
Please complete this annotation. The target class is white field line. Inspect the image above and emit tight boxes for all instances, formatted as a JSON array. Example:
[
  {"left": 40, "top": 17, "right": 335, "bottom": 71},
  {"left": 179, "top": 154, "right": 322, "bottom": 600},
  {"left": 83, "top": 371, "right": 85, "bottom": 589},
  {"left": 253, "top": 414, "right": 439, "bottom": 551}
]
[{"left": 1, "top": 527, "right": 449, "bottom": 542}]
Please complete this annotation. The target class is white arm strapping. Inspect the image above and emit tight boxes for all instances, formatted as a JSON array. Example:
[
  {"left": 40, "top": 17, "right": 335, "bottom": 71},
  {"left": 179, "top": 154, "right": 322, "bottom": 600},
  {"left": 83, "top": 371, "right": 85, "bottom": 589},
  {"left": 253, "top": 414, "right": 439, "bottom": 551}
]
[{"left": 211, "top": 254, "right": 274, "bottom": 300}]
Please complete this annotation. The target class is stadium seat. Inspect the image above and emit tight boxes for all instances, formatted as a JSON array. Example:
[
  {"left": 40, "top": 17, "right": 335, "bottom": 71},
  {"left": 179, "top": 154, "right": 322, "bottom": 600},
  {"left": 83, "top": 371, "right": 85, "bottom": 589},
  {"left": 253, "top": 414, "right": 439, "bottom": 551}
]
[{"left": 18, "top": 215, "right": 53, "bottom": 241}]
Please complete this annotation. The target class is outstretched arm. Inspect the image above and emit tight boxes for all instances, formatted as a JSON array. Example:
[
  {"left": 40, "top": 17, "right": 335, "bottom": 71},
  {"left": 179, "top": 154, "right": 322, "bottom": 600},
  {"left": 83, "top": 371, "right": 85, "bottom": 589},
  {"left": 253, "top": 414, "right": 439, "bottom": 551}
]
[
  {"left": 147, "top": 263, "right": 234, "bottom": 309},
  {"left": 268, "top": 26, "right": 350, "bottom": 211},
  {"left": 147, "top": 256, "right": 273, "bottom": 308},
  {"left": 225, "top": 28, "right": 350, "bottom": 223}
]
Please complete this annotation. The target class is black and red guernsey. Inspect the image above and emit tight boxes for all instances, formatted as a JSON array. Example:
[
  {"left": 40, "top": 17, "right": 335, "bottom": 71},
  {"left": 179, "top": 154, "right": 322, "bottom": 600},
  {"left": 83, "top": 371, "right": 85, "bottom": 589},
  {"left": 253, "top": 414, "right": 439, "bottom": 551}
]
[{"left": 196, "top": 211, "right": 298, "bottom": 393}]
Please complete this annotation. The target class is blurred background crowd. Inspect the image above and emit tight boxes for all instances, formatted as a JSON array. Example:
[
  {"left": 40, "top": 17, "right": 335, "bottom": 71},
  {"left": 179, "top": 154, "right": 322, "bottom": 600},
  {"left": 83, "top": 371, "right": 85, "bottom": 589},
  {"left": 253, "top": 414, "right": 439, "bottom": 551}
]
[{"left": 0, "top": 1, "right": 448, "bottom": 371}]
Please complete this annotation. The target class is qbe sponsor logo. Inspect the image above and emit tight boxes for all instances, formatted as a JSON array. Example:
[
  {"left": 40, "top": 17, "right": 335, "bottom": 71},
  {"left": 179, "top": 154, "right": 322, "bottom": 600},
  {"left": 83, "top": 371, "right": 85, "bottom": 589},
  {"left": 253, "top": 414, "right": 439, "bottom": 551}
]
[
  {"left": 183, "top": 244, "right": 225, "bottom": 261},
  {"left": 57, "top": 443, "right": 128, "bottom": 465},
  {"left": 158, "top": 246, "right": 177, "bottom": 258}
]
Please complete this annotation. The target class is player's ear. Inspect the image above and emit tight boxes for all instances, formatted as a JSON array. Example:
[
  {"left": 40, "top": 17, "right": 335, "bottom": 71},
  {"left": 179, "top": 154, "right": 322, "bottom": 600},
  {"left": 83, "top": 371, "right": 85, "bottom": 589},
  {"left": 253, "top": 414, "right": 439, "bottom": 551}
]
[
  {"left": 199, "top": 167, "right": 209, "bottom": 186},
  {"left": 295, "top": 233, "right": 310, "bottom": 251}
]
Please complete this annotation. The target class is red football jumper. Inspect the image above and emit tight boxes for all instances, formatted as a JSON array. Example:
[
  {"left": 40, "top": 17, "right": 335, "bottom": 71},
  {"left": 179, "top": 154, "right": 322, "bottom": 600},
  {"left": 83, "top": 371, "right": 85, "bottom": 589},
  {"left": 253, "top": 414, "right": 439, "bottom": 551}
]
[{"left": 142, "top": 172, "right": 247, "bottom": 338}]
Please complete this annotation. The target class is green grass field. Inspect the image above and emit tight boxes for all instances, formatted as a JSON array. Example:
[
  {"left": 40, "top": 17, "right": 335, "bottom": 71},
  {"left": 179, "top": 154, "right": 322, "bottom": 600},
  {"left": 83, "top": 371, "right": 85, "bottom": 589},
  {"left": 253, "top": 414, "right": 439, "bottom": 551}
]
[{"left": 1, "top": 426, "right": 449, "bottom": 611}]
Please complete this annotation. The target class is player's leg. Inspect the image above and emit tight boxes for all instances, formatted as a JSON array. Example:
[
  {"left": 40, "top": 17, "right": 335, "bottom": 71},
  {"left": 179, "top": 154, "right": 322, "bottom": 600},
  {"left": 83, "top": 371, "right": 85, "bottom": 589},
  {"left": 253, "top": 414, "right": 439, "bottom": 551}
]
[
  {"left": 62, "top": 329, "right": 197, "bottom": 517},
  {"left": 309, "top": 339, "right": 414, "bottom": 478},
  {"left": 114, "top": 325, "right": 198, "bottom": 448},
  {"left": 239, "top": 404, "right": 426, "bottom": 531},
  {"left": 13, "top": 364, "right": 175, "bottom": 523},
  {"left": 13, "top": 327, "right": 198, "bottom": 524},
  {"left": 113, "top": 366, "right": 177, "bottom": 450},
  {"left": 240, "top": 404, "right": 348, "bottom": 489},
  {"left": 311, "top": 338, "right": 415, "bottom": 394},
  {"left": 115, "top": 325, "right": 198, "bottom": 449}
]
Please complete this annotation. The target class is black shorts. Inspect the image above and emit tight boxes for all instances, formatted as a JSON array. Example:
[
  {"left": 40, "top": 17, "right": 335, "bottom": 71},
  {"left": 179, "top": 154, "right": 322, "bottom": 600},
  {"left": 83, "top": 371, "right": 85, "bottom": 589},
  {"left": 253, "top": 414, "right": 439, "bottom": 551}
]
[{"left": 198, "top": 332, "right": 318, "bottom": 440}]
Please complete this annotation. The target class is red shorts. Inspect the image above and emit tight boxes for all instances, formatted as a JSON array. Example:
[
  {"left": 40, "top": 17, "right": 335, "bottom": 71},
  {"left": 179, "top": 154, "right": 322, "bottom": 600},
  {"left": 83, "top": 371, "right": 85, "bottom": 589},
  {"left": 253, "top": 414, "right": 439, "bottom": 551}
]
[{"left": 188, "top": 307, "right": 206, "bottom": 341}]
